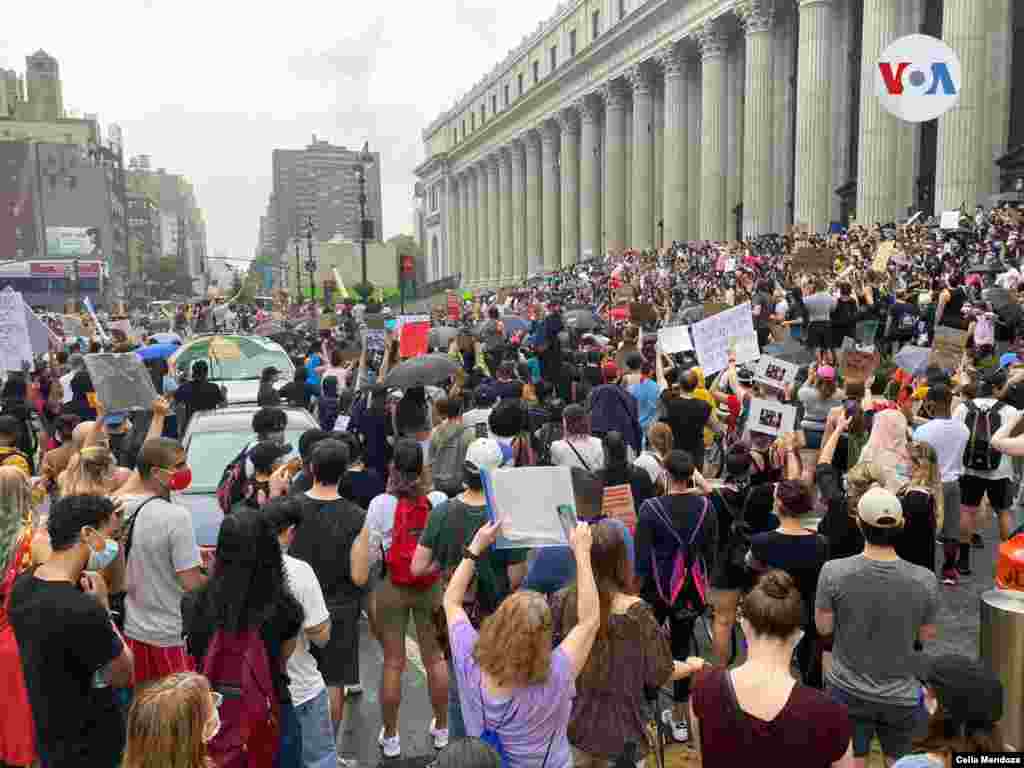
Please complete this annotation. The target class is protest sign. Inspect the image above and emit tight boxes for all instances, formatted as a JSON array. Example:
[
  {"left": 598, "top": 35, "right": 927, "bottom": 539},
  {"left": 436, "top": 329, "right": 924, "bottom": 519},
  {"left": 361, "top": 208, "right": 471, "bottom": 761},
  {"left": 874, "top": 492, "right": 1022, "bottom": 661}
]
[
  {"left": 318, "top": 315, "right": 336, "bottom": 330},
  {"left": 843, "top": 348, "right": 881, "bottom": 382},
  {"left": 792, "top": 248, "right": 835, "bottom": 274},
  {"left": 691, "top": 302, "right": 760, "bottom": 375},
  {"left": 873, "top": 241, "right": 896, "bottom": 271},
  {"left": 658, "top": 325, "right": 693, "bottom": 354},
  {"left": 83, "top": 353, "right": 159, "bottom": 412},
  {"left": 754, "top": 355, "right": 798, "bottom": 390},
  {"left": 0, "top": 288, "right": 32, "bottom": 372},
  {"left": 446, "top": 290, "right": 461, "bottom": 321},
  {"left": 930, "top": 327, "right": 967, "bottom": 371},
  {"left": 363, "top": 328, "right": 386, "bottom": 353},
  {"left": 83, "top": 297, "right": 108, "bottom": 341},
  {"left": 747, "top": 399, "right": 797, "bottom": 437},
  {"left": 483, "top": 466, "right": 577, "bottom": 548},
  {"left": 23, "top": 301, "right": 54, "bottom": 354},
  {"left": 629, "top": 302, "right": 658, "bottom": 325},
  {"left": 939, "top": 210, "right": 961, "bottom": 230},
  {"left": 399, "top": 314, "right": 430, "bottom": 358},
  {"left": 601, "top": 484, "right": 637, "bottom": 534},
  {"left": 893, "top": 345, "right": 931, "bottom": 376}
]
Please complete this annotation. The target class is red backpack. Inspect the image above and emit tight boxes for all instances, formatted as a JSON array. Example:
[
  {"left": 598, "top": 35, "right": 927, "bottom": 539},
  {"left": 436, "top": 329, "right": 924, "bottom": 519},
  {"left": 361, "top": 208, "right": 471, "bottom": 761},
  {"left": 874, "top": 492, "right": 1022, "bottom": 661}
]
[
  {"left": 201, "top": 628, "right": 280, "bottom": 768},
  {"left": 386, "top": 496, "right": 440, "bottom": 589}
]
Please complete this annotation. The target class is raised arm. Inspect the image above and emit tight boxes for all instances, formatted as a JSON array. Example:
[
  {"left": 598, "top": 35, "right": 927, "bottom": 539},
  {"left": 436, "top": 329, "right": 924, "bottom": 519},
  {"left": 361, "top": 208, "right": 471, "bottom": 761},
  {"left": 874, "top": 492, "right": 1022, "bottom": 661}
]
[
  {"left": 144, "top": 396, "right": 171, "bottom": 443},
  {"left": 556, "top": 523, "right": 598, "bottom": 679}
]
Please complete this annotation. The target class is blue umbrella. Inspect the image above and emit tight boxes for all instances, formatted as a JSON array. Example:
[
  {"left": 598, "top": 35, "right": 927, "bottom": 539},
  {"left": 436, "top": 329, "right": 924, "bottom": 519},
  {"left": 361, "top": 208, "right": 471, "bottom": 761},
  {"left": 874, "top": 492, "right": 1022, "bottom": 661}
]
[
  {"left": 151, "top": 332, "right": 182, "bottom": 345},
  {"left": 136, "top": 343, "right": 180, "bottom": 361}
]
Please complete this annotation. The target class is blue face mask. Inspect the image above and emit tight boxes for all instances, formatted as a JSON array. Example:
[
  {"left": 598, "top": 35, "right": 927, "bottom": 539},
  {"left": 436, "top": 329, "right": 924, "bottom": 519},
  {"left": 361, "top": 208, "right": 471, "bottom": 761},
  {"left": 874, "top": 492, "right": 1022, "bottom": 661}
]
[{"left": 88, "top": 538, "right": 120, "bottom": 571}]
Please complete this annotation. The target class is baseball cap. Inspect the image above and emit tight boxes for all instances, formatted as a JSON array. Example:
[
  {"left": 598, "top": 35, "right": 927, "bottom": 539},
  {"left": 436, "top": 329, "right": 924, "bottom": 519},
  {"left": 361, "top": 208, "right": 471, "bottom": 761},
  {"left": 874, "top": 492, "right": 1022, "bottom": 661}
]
[
  {"left": 857, "top": 486, "right": 904, "bottom": 528},
  {"left": 464, "top": 437, "right": 504, "bottom": 475},
  {"left": 1000, "top": 352, "right": 1019, "bottom": 369},
  {"left": 248, "top": 440, "right": 293, "bottom": 473},
  {"left": 737, "top": 366, "right": 755, "bottom": 385},
  {"left": 817, "top": 365, "right": 836, "bottom": 380},
  {"left": 103, "top": 412, "right": 128, "bottom": 427}
]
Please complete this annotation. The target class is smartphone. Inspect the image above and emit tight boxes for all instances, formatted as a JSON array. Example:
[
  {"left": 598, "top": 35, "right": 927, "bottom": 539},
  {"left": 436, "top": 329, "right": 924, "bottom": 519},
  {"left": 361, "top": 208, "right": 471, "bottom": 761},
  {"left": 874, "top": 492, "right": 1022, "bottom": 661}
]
[{"left": 557, "top": 504, "right": 577, "bottom": 542}]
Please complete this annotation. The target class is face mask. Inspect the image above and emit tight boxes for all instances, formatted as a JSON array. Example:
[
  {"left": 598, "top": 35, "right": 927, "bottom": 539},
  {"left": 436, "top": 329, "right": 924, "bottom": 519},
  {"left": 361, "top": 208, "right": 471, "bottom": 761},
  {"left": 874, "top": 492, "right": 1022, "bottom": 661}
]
[
  {"left": 161, "top": 466, "right": 192, "bottom": 492},
  {"left": 87, "top": 537, "right": 119, "bottom": 571},
  {"left": 203, "top": 708, "right": 221, "bottom": 743}
]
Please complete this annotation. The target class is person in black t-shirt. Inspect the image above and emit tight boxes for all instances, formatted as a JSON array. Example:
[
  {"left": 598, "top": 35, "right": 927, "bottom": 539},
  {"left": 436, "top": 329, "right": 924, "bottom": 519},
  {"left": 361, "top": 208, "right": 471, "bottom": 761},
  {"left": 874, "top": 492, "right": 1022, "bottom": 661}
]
[
  {"left": 288, "top": 439, "right": 370, "bottom": 731},
  {"left": 172, "top": 360, "right": 225, "bottom": 430},
  {"left": 9, "top": 494, "right": 134, "bottom": 768},
  {"left": 659, "top": 369, "right": 718, "bottom": 471}
]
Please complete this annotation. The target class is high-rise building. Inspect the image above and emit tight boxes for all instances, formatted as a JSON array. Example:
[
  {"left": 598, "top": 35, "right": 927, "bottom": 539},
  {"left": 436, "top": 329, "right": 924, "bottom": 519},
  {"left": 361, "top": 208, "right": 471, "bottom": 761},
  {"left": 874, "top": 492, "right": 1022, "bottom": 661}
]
[
  {"left": 270, "top": 136, "right": 382, "bottom": 255},
  {"left": 21, "top": 51, "right": 63, "bottom": 122}
]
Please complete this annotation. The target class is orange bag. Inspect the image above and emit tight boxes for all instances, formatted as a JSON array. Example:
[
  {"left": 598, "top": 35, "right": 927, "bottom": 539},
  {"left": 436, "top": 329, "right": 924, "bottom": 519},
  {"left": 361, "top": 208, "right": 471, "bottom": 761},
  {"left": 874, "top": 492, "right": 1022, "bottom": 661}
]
[{"left": 995, "top": 533, "right": 1024, "bottom": 592}]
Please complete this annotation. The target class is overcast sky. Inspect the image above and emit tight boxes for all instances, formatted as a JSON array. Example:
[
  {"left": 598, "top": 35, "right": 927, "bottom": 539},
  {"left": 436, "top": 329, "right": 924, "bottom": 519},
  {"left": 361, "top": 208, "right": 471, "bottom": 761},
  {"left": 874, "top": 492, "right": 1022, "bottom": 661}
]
[{"left": 2, "top": 0, "right": 559, "bottom": 264}]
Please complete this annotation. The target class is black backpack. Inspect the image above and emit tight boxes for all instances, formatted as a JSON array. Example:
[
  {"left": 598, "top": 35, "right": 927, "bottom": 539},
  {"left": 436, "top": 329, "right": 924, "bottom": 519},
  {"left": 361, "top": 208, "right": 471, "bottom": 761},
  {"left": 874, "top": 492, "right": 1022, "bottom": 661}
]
[{"left": 963, "top": 400, "right": 1007, "bottom": 472}]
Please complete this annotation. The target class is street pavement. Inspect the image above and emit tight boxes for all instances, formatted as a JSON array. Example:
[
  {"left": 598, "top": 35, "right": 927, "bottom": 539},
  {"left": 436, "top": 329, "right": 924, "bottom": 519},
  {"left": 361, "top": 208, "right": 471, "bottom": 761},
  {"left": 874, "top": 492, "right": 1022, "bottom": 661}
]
[{"left": 339, "top": 519, "right": 1000, "bottom": 767}]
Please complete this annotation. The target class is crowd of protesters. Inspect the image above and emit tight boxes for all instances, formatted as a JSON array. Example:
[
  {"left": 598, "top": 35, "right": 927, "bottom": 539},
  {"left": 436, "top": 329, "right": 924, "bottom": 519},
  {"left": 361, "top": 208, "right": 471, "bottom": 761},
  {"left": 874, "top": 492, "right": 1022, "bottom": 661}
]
[{"left": 1, "top": 202, "right": 1023, "bottom": 768}]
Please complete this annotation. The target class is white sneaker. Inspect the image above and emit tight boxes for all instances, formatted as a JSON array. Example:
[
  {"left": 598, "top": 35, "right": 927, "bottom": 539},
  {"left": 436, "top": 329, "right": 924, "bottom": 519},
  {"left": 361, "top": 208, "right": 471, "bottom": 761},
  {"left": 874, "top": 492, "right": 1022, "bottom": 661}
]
[
  {"left": 430, "top": 718, "right": 449, "bottom": 750},
  {"left": 662, "top": 708, "right": 689, "bottom": 743},
  {"left": 337, "top": 757, "right": 359, "bottom": 768},
  {"left": 344, "top": 684, "right": 363, "bottom": 696},
  {"left": 378, "top": 726, "right": 401, "bottom": 758}
]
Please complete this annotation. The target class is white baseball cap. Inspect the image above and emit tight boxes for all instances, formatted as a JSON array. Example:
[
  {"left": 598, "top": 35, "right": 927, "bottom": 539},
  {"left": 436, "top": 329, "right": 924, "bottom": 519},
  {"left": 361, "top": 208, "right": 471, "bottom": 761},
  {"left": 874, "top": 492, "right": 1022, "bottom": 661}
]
[
  {"left": 464, "top": 437, "right": 505, "bottom": 475},
  {"left": 857, "top": 486, "right": 904, "bottom": 528}
]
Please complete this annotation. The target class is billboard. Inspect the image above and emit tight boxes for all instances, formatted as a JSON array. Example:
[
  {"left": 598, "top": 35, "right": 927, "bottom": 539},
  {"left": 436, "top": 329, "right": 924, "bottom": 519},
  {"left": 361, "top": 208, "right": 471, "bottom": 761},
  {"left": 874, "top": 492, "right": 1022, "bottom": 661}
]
[
  {"left": 46, "top": 226, "right": 101, "bottom": 257},
  {"left": 31, "top": 261, "right": 102, "bottom": 278},
  {"left": 0, "top": 143, "right": 38, "bottom": 260}
]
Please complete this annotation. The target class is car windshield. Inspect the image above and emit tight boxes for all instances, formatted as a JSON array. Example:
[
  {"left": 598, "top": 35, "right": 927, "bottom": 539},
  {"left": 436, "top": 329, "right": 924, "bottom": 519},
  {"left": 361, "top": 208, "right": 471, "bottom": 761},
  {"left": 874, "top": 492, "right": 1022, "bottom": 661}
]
[
  {"left": 176, "top": 341, "right": 294, "bottom": 382},
  {"left": 186, "top": 428, "right": 305, "bottom": 493}
]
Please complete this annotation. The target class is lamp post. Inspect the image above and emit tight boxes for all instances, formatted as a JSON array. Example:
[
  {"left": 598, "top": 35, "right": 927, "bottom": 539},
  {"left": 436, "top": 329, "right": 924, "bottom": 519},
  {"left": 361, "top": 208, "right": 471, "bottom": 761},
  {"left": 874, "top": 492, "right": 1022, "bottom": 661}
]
[
  {"left": 64, "top": 257, "right": 81, "bottom": 312},
  {"left": 293, "top": 237, "right": 303, "bottom": 305},
  {"left": 355, "top": 145, "right": 374, "bottom": 301},
  {"left": 304, "top": 216, "right": 317, "bottom": 303}
]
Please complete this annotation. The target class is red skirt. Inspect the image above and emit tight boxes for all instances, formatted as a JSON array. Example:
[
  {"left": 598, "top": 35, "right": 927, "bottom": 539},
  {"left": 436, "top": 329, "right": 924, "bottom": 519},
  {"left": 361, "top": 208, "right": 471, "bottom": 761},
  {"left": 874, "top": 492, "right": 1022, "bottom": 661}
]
[
  {"left": 0, "top": 624, "right": 36, "bottom": 767},
  {"left": 125, "top": 637, "right": 194, "bottom": 686}
]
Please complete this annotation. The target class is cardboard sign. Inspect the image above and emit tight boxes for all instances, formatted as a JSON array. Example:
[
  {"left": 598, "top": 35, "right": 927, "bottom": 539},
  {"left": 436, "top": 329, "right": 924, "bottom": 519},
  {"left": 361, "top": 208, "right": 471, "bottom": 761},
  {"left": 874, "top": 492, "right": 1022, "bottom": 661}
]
[
  {"left": 754, "top": 355, "right": 798, "bottom": 390},
  {"left": 843, "top": 348, "right": 881, "bottom": 383},
  {"left": 0, "top": 288, "right": 32, "bottom": 372},
  {"left": 601, "top": 484, "right": 637, "bottom": 534},
  {"left": 940, "top": 210, "right": 961, "bottom": 230},
  {"left": 747, "top": 399, "right": 797, "bottom": 437},
  {"left": 83, "top": 352, "right": 159, "bottom": 412},
  {"left": 658, "top": 325, "right": 693, "bottom": 354},
  {"left": 873, "top": 241, "right": 896, "bottom": 271},
  {"left": 930, "top": 326, "right": 967, "bottom": 371},
  {"left": 629, "top": 302, "right": 658, "bottom": 325},
  {"left": 792, "top": 248, "right": 835, "bottom": 274},
  {"left": 691, "top": 302, "right": 760, "bottom": 375}
]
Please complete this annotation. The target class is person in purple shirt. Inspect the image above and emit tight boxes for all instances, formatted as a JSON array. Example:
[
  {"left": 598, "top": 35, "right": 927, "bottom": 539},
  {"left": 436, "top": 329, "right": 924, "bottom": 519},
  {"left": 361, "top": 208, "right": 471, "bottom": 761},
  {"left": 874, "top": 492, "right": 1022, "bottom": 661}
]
[{"left": 443, "top": 519, "right": 599, "bottom": 768}]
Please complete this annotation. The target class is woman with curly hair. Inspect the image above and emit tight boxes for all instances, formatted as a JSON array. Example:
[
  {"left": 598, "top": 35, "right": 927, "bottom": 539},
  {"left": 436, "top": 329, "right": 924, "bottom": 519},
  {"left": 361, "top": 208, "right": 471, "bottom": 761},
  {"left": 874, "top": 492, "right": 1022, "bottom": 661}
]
[
  {"left": 551, "top": 521, "right": 704, "bottom": 767},
  {"left": 183, "top": 507, "right": 304, "bottom": 768},
  {"left": 443, "top": 520, "right": 598, "bottom": 768},
  {"left": 123, "top": 671, "right": 219, "bottom": 768}
]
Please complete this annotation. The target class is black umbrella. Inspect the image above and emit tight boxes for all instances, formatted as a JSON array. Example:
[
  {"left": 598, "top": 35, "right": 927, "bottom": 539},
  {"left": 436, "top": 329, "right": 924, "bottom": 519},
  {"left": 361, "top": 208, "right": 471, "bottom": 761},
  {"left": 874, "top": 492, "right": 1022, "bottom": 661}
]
[{"left": 384, "top": 354, "right": 460, "bottom": 388}]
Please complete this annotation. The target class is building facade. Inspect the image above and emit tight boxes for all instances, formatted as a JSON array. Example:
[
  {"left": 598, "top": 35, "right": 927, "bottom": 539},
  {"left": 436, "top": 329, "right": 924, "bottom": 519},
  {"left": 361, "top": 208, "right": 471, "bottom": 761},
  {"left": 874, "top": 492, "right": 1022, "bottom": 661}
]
[{"left": 415, "top": 0, "right": 1024, "bottom": 288}]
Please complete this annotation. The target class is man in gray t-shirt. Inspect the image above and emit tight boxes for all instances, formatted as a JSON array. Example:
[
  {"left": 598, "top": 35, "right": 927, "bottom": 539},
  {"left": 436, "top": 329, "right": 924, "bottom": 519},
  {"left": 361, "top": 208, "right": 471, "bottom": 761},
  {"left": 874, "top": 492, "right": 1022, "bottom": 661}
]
[{"left": 815, "top": 486, "right": 939, "bottom": 764}]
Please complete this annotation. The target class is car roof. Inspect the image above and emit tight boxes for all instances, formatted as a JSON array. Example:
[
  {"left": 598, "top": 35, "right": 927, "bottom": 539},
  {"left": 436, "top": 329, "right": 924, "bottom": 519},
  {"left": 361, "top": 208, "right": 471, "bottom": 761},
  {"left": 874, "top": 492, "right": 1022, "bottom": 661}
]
[{"left": 185, "top": 406, "right": 317, "bottom": 434}]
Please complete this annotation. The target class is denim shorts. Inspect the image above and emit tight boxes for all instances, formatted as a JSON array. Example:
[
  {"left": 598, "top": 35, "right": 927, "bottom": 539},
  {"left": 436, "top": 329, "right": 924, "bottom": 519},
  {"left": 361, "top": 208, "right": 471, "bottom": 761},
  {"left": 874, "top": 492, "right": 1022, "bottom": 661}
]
[
  {"left": 293, "top": 688, "right": 337, "bottom": 768},
  {"left": 827, "top": 684, "right": 926, "bottom": 758}
]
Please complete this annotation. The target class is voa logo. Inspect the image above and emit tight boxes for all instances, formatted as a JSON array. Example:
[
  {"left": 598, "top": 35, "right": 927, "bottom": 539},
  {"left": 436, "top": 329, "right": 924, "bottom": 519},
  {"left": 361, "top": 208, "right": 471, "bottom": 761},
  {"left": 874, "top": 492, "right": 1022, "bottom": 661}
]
[{"left": 876, "top": 34, "right": 961, "bottom": 123}]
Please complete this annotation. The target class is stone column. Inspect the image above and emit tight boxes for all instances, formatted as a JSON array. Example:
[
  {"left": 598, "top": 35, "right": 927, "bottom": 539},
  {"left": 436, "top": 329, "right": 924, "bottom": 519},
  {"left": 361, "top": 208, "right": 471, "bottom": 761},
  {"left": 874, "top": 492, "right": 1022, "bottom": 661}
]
[
  {"left": 464, "top": 170, "right": 476, "bottom": 288},
  {"left": 794, "top": 0, "right": 833, "bottom": 232},
  {"left": 487, "top": 155, "right": 501, "bottom": 287},
  {"left": 500, "top": 148, "right": 515, "bottom": 285},
  {"left": 697, "top": 20, "right": 728, "bottom": 241},
  {"left": 653, "top": 75, "right": 664, "bottom": 243},
  {"left": 988, "top": 0, "right": 1013, "bottom": 195},
  {"left": 660, "top": 44, "right": 688, "bottom": 243},
  {"left": 771, "top": 4, "right": 796, "bottom": 231},
  {"left": 457, "top": 173, "right": 468, "bottom": 287},
  {"left": 830, "top": 0, "right": 852, "bottom": 222},
  {"left": 525, "top": 130, "right": 543, "bottom": 273},
  {"left": 602, "top": 79, "right": 629, "bottom": 255},
  {"left": 739, "top": 0, "right": 775, "bottom": 238},
  {"left": 684, "top": 49, "right": 701, "bottom": 239},
  {"left": 579, "top": 96, "right": 603, "bottom": 260},
  {"left": 558, "top": 107, "right": 581, "bottom": 266},
  {"left": 725, "top": 34, "right": 745, "bottom": 240},
  {"left": 542, "top": 120, "right": 561, "bottom": 272},
  {"left": 447, "top": 177, "right": 459, "bottom": 279},
  {"left": 629, "top": 63, "right": 655, "bottom": 250},
  {"left": 476, "top": 162, "right": 489, "bottom": 289},
  {"left": 510, "top": 141, "right": 527, "bottom": 280},
  {"left": 856, "top": 0, "right": 901, "bottom": 223}
]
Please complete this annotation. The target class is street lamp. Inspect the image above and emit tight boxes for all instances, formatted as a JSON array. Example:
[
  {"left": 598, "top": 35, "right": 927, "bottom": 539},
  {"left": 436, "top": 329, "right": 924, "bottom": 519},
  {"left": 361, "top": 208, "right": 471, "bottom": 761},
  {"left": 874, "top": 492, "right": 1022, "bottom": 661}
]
[
  {"left": 64, "top": 257, "right": 80, "bottom": 312},
  {"left": 354, "top": 143, "right": 374, "bottom": 301},
  {"left": 293, "top": 236, "right": 303, "bottom": 305},
  {"left": 304, "top": 215, "right": 317, "bottom": 303}
]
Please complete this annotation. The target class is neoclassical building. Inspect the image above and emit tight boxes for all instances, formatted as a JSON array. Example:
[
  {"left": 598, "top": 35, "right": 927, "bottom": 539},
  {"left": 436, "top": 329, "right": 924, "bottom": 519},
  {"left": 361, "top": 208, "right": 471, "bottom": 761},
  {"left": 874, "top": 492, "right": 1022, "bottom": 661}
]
[{"left": 413, "top": 0, "right": 1023, "bottom": 288}]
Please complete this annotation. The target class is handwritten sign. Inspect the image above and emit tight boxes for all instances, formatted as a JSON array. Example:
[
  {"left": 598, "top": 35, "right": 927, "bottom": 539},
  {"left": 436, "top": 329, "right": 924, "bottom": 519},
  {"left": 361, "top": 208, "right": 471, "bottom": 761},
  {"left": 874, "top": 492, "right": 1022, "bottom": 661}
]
[
  {"left": 0, "top": 288, "right": 32, "bottom": 372},
  {"left": 940, "top": 211, "right": 961, "bottom": 230},
  {"left": 930, "top": 326, "right": 967, "bottom": 371},
  {"left": 754, "top": 355, "right": 798, "bottom": 390},
  {"left": 658, "top": 325, "right": 693, "bottom": 354},
  {"left": 873, "top": 241, "right": 896, "bottom": 271},
  {"left": 792, "top": 248, "right": 835, "bottom": 274},
  {"left": 691, "top": 302, "right": 760, "bottom": 375},
  {"left": 747, "top": 399, "right": 797, "bottom": 437}
]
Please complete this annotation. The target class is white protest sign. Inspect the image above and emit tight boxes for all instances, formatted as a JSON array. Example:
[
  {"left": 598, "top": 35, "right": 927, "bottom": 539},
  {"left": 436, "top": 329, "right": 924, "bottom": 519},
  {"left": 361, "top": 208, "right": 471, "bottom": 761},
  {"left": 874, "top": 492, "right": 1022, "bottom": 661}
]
[
  {"left": 0, "top": 288, "right": 32, "bottom": 372},
  {"left": 482, "top": 466, "right": 577, "bottom": 549},
  {"left": 658, "top": 325, "right": 693, "bottom": 354},
  {"left": 691, "top": 302, "right": 760, "bottom": 375},
  {"left": 754, "top": 355, "right": 798, "bottom": 390},
  {"left": 940, "top": 210, "right": 960, "bottom": 230},
  {"left": 84, "top": 353, "right": 159, "bottom": 412},
  {"left": 363, "top": 328, "right": 386, "bottom": 352},
  {"left": 747, "top": 399, "right": 797, "bottom": 437}
]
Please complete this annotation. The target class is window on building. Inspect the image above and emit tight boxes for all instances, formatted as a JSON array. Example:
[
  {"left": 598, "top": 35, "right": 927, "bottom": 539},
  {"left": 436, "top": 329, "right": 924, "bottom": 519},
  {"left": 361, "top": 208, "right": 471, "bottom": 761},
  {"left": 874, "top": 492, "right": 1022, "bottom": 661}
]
[
  {"left": 592, "top": 10, "right": 600, "bottom": 40},
  {"left": 504, "top": 84, "right": 510, "bottom": 106},
  {"left": 550, "top": 46, "right": 557, "bottom": 71},
  {"left": 533, "top": 60, "right": 539, "bottom": 83},
  {"left": 570, "top": 29, "right": 577, "bottom": 56},
  {"left": 619, "top": 0, "right": 625, "bottom": 20},
  {"left": 492, "top": 94, "right": 497, "bottom": 114},
  {"left": 518, "top": 73, "right": 524, "bottom": 96}
]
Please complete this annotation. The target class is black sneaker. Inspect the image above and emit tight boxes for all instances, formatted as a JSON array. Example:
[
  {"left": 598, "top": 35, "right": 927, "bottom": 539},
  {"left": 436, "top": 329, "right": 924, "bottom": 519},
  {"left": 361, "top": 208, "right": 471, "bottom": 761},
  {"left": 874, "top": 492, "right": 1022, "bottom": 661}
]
[{"left": 971, "top": 533, "right": 984, "bottom": 549}]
